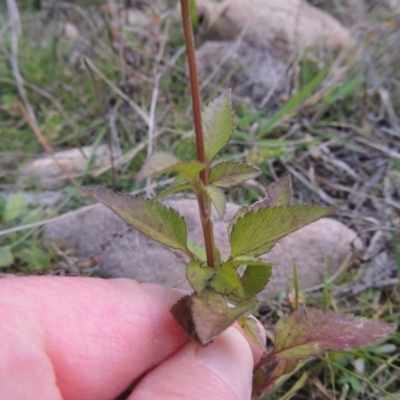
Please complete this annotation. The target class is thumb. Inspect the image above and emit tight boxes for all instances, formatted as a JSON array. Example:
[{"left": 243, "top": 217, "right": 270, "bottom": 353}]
[{"left": 130, "top": 327, "right": 255, "bottom": 400}]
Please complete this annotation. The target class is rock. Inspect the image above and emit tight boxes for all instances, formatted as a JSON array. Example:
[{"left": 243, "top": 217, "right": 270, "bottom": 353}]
[
  {"left": 43, "top": 197, "right": 362, "bottom": 299},
  {"left": 19, "top": 145, "right": 117, "bottom": 189},
  {"left": 387, "top": 0, "right": 400, "bottom": 13},
  {"left": 196, "top": 41, "right": 289, "bottom": 103},
  {"left": 193, "top": 0, "right": 355, "bottom": 58},
  {"left": 105, "top": 3, "right": 152, "bottom": 27},
  {"left": 58, "top": 22, "right": 80, "bottom": 41}
]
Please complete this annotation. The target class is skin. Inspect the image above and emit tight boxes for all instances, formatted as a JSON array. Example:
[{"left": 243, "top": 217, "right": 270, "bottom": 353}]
[{"left": 0, "top": 276, "right": 264, "bottom": 400}]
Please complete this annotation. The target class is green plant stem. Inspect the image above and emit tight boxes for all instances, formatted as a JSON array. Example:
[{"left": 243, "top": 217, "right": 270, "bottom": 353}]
[{"left": 180, "top": 0, "right": 216, "bottom": 268}]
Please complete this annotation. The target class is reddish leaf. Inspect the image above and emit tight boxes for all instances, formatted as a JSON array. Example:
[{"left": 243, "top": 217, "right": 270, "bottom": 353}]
[
  {"left": 191, "top": 290, "right": 256, "bottom": 345},
  {"left": 238, "top": 315, "right": 266, "bottom": 351},
  {"left": 255, "top": 359, "right": 298, "bottom": 393},
  {"left": 252, "top": 175, "right": 292, "bottom": 209},
  {"left": 273, "top": 308, "right": 396, "bottom": 360},
  {"left": 171, "top": 289, "right": 256, "bottom": 346}
]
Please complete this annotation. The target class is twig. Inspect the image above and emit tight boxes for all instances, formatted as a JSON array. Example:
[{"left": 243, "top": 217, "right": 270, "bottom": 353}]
[
  {"left": 0, "top": 77, "right": 72, "bottom": 127},
  {"left": 83, "top": 57, "right": 150, "bottom": 126},
  {"left": 84, "top": 57, "right": 118, "bottom": 189},
  {"left": 0, "top": 177, "right": 176, "bottom": 238},
  {"left": 92, "top": 129, "right": 164, "bottom": 177},
  {"left": 7, "top": 0, "right": 37, "bottom": 128},
  {"left": 18, "top": 102, "right": 81, "bottom": 188},
  {"left": 146, "top": 73, "right": 161, "bottom": 197},
  {"left": 7, "top": 0, "right": 82, "bottom": 191},
  {"left": 354, "top": 136, "right": 400, "bottom": 160},
  {"left": 285, "top": 164, "right": 337, "bottom": 206}
]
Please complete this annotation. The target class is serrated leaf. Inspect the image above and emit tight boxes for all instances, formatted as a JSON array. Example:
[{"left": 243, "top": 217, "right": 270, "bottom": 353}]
[
  {"left": 186, "top": 260, "right": 215, "bottom": 294},
  {"left": 0, "top": 246, "right": 14, "bottom": 268},
  {"left": 229, "top": 205, "right": 337, "bottom": 258},
  {"left": 136, "top": 151, "right": 205, "bottom": 182},
  {"left": 173, "top": 173, "right": 189, "bottom": 185},
  {"left": 3, "top": 192, "right": 27, "bottom": 222},
  {"left": 152, "top": 183, "right": 192, "bottom": 202},
  {"left": 230, "top": 256, "right": 274, "bottom": 268},
  {"left": 136, "top": 152, "right": 180, "bottom": 181},
  {"left": 209, "top": 162, "right": 260, "bottom": 188},
  {"left": 193, "top": 290, "right": 256, "bottom": 345},
  {"left": 87, "top": 190, "right": 189, "bottom": 254},
  {"left": 263, "top": 359, "right": 299, "bottom": 390},
  {"left": 203, "top": 90, "right": 234, "bottom": 162},
  {"left": 238, "top": 315, "right": 266, "bottom": 351},
  {"left": 273, "top": 308, "right": 396, "bottom": 361},
  {"left": 170, "top": 289, "right": 256, "bottom": 346},
  {"left": 187, "top": 240, "right": 207, "bottom": 262},
  {"left": 252, "top": 175, "right": 292, "bottom": 210},
  {"left": 241, "top": 262, "right": 272, "bottom": 299},
  {"left": 170, "top": 295, "right": 197, "bottom": 342},
  {"left": 209, "top": 262, "right": 242, "bottom": 295},
  {"left": 205, "top": 184, "right": 226, "bottom": 218},
  {"left": 227, "top": 205, "right": 250, "bottom": 238}
]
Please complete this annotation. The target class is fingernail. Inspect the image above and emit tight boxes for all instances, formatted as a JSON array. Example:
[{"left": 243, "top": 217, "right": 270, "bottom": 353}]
[{"left": 196, "top": 328, "right": 253, "bottom": 399}]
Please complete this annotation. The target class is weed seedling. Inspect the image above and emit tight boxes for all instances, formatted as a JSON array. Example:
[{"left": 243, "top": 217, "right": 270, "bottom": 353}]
[{"left": 87, "top": 1, "right": 394, "bottom": 397}]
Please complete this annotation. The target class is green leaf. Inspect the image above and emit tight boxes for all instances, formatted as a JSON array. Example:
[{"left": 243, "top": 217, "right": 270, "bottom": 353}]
[
  {"left": 205, "top": 184, "right": 226, "bottom": 218},
  {"left": 186, "top": 260, "right": 215, "bottom": 294},
  {"left": 3, "top": 192, "right": 27, "bottom": 222},
  {"left": 187, "top": 240, "right": 207, "bottom": 262},
  {"left": 173, "top": 173, "right": 189, "bottom": 185},
  {"left": 152, "top": 183, "right": 192, "bottom": 202},
  {"left": 87, "top": 190, "right": 189, "bottom": 254},
  {"left": 230, "top": 256, "right": 274, "bottom": 268},
  {"left": 252, "top": 175, "right": 292, "bottom": 209},
  {"left": 273, "top": 308, "right": 396, "bottom": 361},
  {"left": 170, "top": 289, "right": 256, "bottom": 346},
  {"left": 136, "top": 151, "right": 180, "bottom": 181},
  {"left": 203, "top": 90, "right": 235, "bottom": 163},
  {"left": 240, "top": 262, "right": 272, "bottom": 299},
  {"left": 210, "top": 262, "right": 242, "bottom": 295},
  {"left": 227, "top": 205, "right": 250, "bottom": 238},
  {"left": 0, "top": 246, "right": 14, "bottom": 268},
  {"left": 136, "top": 151, "right": 205, "bottom": 182},
  {"left": 229, "top": 205, "right": 337, "bottom": 258},
  {"left": 238, "top": 315, "right": 266, "bottom": 351},
  {"left": 209, "top": 162, "right": 260, "bottom": 188}
]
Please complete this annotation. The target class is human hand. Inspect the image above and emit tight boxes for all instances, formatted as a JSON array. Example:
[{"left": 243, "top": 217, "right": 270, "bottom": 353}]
[{"left": 0, "top": 276, "right": 264, "bottom": 400}]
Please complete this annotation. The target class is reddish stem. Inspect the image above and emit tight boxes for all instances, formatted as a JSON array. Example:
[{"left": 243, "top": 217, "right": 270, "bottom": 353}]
[{"left": 180, "top": 0, "right": 216, "bottom": 268}]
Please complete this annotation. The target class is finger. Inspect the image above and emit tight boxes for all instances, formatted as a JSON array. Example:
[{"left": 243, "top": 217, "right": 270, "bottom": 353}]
[
  {"left": 130, "top": 327, "right": 256, "bottom": 400},
  {"left": 0, "top": 276, "right": 188, "bottom": 400}
]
